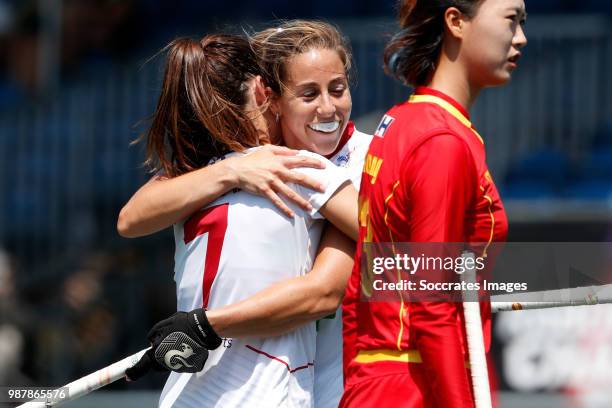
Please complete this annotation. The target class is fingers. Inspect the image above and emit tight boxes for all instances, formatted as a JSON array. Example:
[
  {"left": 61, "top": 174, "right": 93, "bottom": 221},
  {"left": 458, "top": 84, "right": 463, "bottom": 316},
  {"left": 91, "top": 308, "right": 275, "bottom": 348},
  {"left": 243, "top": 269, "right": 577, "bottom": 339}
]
[
  {"left": 261, "top": 187, "right": 295, "bottom": 218},
  {"left": 147, "top": 315, "right": 177, "bottom": 342},
  {"left": 125, "top": 351, "right": 154, "bottom": 382},
  {"left": 265, "top": 145, "right": 299, "bottom": 156},
  {"left": 281, "top": 170, "right": 325, "bottom": 193},
  {"left": 271, "top": 180, "right": 313, "bottom": 214},
  {"left": 282, "top": 156, "right": 326, "bottom": 170}
]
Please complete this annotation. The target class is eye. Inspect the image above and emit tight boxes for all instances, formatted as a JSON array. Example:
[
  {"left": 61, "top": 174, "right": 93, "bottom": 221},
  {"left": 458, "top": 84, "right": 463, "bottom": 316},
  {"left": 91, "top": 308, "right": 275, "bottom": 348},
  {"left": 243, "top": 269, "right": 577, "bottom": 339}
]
[
  {"left": 329, "top": 80, "right": 347, "bottom": 95},
  {"left": 331, "top": 86, "right": 346, "bottom": 96},
  {"left": 301, "top": 90, "right": 318, "bottom": 99},
  {"left": 507, "top": 13, "right": 526, "bottom": 26}
]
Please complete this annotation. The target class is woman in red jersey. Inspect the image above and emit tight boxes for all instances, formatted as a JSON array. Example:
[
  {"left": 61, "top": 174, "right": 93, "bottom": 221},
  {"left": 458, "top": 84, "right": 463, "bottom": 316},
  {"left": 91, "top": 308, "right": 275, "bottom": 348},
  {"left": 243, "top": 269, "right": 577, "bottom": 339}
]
[{"left": 341, "top": 0, "right": 527, "bottom": 407}]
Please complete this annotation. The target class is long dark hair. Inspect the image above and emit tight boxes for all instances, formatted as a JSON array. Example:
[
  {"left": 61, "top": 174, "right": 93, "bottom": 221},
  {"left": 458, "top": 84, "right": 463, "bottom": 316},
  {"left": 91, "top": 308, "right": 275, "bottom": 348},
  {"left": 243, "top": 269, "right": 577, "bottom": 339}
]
[
  {"left": 383, "top": 0, "right": 484, "bottom": 87},
  {"left": 145, "top": 34, "right": 262, "bottom": 178}
]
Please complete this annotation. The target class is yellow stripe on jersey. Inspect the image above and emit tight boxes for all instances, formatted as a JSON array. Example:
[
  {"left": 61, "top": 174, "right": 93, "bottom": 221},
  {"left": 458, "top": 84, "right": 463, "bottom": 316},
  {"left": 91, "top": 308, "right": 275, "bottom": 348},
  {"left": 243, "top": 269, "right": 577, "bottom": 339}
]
[
  {"left": 381, "top": 180, "right": 407, "bottom": 351},
  {"left": 355, "top": 349, "right": 422, "bottom": 364},
  {"left": 408, "top": 94, "right": 485, "bottom": 145},
  {"left": 354, "top": 349, "right": 470, "bottom": 368},
  {"left": 359, "top": 196, "right": 369, "bottom": 228},
  {"left": 482, "top": 192, "right": 496, "bottom": 258}
]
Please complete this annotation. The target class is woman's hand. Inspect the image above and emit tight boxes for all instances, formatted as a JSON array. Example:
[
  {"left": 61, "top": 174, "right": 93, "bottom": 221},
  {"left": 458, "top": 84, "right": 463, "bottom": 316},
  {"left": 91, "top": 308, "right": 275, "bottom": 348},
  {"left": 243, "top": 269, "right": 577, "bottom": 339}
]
[
  {"left": 118, "top": 146, "right": 327, "bottom": 238},
  {"left": 226, "top": 145, "right": 326, "bottom": 217}
]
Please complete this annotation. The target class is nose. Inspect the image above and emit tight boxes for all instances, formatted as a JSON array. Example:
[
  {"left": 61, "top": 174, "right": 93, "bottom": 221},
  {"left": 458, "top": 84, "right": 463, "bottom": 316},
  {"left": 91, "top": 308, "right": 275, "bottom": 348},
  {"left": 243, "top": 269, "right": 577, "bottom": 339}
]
[
  {"left": 317, "top": 92, "right": 336, "bottom": 118},
  {"left": 514, "top": 24, "right": 527, "bottom": 49}
]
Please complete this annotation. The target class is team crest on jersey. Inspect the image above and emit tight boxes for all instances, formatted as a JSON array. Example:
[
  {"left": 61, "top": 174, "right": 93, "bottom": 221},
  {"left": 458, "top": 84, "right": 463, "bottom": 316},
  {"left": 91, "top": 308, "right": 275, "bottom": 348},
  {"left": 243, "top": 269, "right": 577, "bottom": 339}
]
[
  {"left": 335, "top": 153, "right": 349, "bottom": 166},
  {"left": 374, "top": 114, "right": 395, "bottom": 138}
]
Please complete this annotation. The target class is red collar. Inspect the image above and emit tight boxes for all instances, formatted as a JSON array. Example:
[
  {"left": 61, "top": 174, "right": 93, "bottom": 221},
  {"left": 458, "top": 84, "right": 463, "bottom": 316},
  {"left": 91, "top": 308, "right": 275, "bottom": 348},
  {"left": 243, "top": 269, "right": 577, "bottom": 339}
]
[
  {"left": 326, "top": 120, "right": 355, "bottom": 159},
  {"left": 414, "top": 87, "right": 470, "bottom": 120}
]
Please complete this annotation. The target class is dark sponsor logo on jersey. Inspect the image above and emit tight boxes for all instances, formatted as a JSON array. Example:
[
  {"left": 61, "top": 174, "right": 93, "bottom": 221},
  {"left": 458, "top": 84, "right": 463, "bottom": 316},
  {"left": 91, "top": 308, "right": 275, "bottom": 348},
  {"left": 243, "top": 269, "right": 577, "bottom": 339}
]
[{"left": 374, "top": 114, "right": 395, "bottom": 138}]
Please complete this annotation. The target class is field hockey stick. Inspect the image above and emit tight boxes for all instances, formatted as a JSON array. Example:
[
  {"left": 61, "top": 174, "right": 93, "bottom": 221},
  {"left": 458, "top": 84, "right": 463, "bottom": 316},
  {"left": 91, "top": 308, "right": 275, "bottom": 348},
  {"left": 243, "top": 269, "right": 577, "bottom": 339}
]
[
  {"left": 491, "top": 283, "right": 612, "bottom": 313},
  {"left": 461, "top": 250, "right": 492, "bottom": 408},
  {"left": 17, "top": 348, "right": 149, "bottom": 407}
]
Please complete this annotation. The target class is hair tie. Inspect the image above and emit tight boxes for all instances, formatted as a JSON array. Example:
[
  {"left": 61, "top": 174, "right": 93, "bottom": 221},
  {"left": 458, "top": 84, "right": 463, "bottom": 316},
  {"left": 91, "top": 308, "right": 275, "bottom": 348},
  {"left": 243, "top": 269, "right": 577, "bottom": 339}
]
[{"left": 389, "top": 52, "right": 402, "bottom": 74}]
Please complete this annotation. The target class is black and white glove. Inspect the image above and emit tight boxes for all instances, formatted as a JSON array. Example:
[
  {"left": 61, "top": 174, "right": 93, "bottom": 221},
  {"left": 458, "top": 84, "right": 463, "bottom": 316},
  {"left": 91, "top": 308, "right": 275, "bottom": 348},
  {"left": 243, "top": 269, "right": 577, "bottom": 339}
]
[{"left": 126, "top": 308, "right": 222, "bottom": 381}]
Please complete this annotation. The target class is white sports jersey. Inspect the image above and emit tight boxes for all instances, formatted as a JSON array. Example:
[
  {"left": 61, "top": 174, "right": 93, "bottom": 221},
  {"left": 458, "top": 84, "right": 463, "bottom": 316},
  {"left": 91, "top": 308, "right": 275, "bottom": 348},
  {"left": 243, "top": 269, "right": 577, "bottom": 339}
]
[
  {"left": 159, "top": 148, "right": 350, "bottom": 408},
  {"left": 313, "top": 128, "right": 372, "bottom": 408}
]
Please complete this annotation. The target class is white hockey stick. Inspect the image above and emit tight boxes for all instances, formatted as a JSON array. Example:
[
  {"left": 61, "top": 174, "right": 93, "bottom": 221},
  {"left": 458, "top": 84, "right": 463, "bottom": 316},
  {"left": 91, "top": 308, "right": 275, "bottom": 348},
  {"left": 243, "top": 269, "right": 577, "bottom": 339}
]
[
  {"left": 17, "top": 286, "right": 610, "bottom": 407},
  {"left": 491, "top": 283, "right": 612, "bottom": 313},
  {"left": 461, "top": 251, "right": 492, "bottom": 408},
  {"left": 17, "top": 348, "right": 149, "bottom": 407}
]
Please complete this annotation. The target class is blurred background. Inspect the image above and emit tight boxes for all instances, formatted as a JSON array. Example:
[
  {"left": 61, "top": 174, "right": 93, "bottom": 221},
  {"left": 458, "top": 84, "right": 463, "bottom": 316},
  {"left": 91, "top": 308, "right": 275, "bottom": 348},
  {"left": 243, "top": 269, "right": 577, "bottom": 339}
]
[{"left": 0, "top": 0, "right": 611, "bottom": 407}]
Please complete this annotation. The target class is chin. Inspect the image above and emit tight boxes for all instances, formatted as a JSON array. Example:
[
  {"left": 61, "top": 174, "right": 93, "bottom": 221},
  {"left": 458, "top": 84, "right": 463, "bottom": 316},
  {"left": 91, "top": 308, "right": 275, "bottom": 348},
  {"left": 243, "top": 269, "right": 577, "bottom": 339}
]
[{"left": 484, "top": 72, "right": 512, "bottom": 88}]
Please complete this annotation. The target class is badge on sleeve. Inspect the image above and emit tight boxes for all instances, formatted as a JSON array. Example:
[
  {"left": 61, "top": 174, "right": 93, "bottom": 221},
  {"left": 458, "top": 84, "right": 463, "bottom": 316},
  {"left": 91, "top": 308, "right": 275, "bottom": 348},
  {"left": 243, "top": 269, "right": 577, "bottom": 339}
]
[{"left": 374, "top": 114, "right": 395, "bottom": 138}]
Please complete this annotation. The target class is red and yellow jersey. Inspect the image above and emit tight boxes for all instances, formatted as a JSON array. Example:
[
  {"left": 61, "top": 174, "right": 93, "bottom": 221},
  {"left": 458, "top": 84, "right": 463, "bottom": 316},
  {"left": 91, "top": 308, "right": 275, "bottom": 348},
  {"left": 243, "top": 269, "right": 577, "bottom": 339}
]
[{"left": 343, "top": 87, "right": 507, "bottom": 406}]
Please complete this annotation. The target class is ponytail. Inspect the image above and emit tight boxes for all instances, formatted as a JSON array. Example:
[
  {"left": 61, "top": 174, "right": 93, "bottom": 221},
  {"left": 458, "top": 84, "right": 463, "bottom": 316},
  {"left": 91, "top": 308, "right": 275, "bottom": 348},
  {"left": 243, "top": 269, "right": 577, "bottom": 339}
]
[{"left": 144, "top": 35, "right": 262, "bottom": 177}]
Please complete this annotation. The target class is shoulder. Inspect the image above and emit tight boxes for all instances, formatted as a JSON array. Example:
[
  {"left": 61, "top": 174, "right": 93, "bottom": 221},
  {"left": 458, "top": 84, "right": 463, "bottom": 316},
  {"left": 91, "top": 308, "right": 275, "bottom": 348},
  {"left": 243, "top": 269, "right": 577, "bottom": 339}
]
[
  {"left": 331, "top": 128, "right": 372, "bottom": 166},
  {"left": 407, "top": 133, "right": 474, "bottom": 171},
  {"left": 403, "top": 133, "right": 477, "bottom": 184},
  {"left": 381, "top": 101, "right": 472, "bottom": 161},
  {"left": 347, "top": 128, "right": 373, "bottom": 164},
  {"left": 297, "top": 150, "right": 336, "bottom": 167},
  {"left": 385, "top": 99, "right": 457, "bottom": 135},
  {"left": 348, "top": 128, "right": 374, "bottom": 148},
  {"left": 208, "top": 146, "right": 260, "bottom": 165},
  {"left": 295, "top": 150, "right": 345, "bottom": 179},
  {"left": 415, "top": 132, "right": 471, "bottom": 155}
]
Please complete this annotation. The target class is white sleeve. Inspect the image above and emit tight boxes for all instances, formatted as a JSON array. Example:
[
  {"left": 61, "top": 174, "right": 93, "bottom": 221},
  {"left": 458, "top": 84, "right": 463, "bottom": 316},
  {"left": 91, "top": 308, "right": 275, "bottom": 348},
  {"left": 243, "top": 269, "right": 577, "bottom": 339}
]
[
  {"left": 346, "top": 147, "right": 369, "bottom": 188},
  {"left": 329, "top": 129, "right": 373, "bottom": 190},
  {"left": 292, "top": 150, "right": 351, "bottom": 220}
]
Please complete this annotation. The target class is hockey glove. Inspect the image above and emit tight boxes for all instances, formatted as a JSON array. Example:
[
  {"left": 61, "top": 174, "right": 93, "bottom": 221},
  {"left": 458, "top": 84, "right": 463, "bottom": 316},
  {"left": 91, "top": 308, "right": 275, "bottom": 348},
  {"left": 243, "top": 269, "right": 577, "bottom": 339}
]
[{"left": 126, "top": 308, "right": 222, "bottom": 381}]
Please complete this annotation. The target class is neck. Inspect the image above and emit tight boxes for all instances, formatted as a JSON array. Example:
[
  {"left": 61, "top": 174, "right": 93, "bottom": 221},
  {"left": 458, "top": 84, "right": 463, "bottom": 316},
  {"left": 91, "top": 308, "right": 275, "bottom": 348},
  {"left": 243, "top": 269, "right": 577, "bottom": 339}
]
[
  {"left": 263, "top": 112, "right": 282, "bottom": 145},
  {"left": 425, "top": 54, "right": 480, "bottom": 111}
]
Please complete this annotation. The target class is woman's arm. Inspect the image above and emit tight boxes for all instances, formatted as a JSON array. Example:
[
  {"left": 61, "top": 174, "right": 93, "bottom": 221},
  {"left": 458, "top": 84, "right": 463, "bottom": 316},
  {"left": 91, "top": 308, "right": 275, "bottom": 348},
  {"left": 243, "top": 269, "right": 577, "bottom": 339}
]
[
  {"left": 404, "top": 134, "right": 478, "bottom": 408},
  {"left": 117, "top": 146, "right": 326, "bottom": 238},
  {"left": 206, "top": 224, "right": 354, "bottom": 338},
  {"left": 319, "top": 182, "right": 359, "bottom": 241},
  {"left": 126, "top": 225, "right": 354, "bottom": 381}
]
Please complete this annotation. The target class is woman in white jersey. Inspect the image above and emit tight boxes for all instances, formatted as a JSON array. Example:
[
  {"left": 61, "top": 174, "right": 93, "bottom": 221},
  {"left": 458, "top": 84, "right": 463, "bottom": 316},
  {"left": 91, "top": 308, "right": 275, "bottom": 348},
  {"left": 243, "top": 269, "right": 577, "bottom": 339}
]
[{"left": 121, "top": 21, "right": 372, "bottom": 407}]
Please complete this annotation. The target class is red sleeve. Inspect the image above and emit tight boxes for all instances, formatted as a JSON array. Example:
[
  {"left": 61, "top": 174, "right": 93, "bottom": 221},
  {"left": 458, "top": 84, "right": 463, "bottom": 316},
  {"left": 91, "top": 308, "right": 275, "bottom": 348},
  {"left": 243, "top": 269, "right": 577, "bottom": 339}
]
[{"left": 402, "top": 134, "right": 477, "bottom": 408}]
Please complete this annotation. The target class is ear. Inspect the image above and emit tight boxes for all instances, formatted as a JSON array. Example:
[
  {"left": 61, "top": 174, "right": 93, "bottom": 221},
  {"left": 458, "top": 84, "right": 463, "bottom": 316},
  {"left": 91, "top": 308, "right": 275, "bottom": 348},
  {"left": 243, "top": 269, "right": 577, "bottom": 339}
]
[
  {"left": 264, "top": 85, "right": 275, "bottom": 101},
  {"left": 253, "top": 75, "right": 268, "bottom": 107},
  {"left": 267, "top": 87, "right": 281, "bottom": 118},
  {"left": 444, "top": 7, "right": 466, "bottom": 40}
]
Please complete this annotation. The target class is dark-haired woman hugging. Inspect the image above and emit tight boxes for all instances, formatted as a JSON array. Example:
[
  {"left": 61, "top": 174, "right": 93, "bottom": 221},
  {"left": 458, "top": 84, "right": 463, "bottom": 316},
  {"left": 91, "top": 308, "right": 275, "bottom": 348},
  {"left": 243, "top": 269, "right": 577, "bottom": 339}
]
[{"left": 341, "top": 0, "right": 526, "bottom": 407}]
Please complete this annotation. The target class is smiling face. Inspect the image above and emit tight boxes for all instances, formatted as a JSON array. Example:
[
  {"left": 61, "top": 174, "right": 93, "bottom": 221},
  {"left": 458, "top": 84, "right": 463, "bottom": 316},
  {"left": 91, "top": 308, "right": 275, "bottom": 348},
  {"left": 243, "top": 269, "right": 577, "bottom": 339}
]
[
  {"left": 460, "top": 0, "right": 527, "bottom": 88},
  {"left": 272, "top": 48, "right": 352, "bottom": 156}
]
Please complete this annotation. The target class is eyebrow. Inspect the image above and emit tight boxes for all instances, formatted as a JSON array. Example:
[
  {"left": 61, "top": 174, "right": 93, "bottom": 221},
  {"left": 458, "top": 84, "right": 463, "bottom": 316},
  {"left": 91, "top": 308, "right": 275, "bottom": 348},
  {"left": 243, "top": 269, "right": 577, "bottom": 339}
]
[
  {"left": 292, "top": 76, "right": 347, "bottom": 89},
  {"left": 509, "top": 6, "right": 527, "bottom": 19}
]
